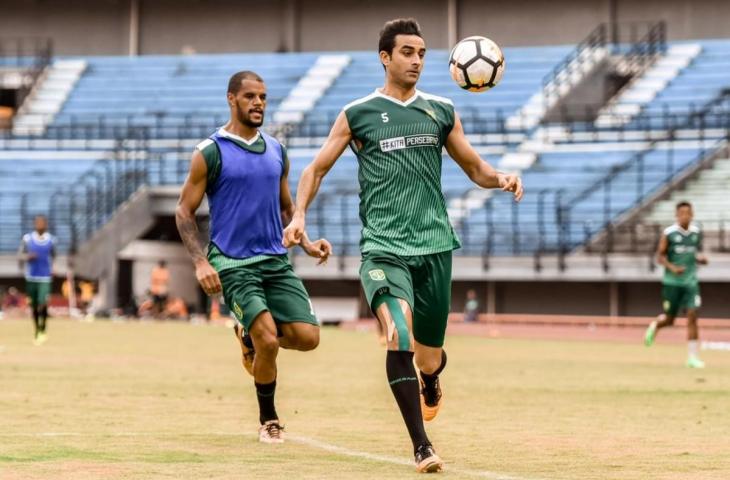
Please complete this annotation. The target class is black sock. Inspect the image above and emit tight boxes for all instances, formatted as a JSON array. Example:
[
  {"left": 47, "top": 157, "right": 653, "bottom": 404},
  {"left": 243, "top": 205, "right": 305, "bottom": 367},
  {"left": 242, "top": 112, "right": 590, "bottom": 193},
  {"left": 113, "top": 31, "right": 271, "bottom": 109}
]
[
  {"left": 255, "top": 380, "right": 278, "bottom": 424},
  {"left": 39, "top": 306, "right": 48, "bottom": 333},
  {"left": 420, "top": 350, "right": 447, "bottom": 389},
  {"left": 386, "top": 350, "right": 429, "bottom": 454},
  {"left": 32, "top": 306, "right": 40, "bottom": 336}
]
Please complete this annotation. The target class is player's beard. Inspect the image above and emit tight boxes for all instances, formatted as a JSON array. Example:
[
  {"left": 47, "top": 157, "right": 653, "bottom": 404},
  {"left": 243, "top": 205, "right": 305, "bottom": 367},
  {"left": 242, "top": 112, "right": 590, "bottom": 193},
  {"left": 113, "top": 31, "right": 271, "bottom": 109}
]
[
  {"left": 393, "top": 66, "right": 420, "bottom": 90},
  {"left": 235, "top": 103, "right": 264, "bottom": 128}
]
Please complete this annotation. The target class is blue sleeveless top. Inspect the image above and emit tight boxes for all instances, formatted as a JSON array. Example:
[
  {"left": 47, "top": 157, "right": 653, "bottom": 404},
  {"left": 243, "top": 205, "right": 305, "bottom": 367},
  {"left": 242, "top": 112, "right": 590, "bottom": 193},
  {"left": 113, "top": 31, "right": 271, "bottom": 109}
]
[
  {"left": 23, "top": 232, "right": 55, "bottom": 281},
  {"left": 207, "top": 131, "right": 288, "bottom": 259}
]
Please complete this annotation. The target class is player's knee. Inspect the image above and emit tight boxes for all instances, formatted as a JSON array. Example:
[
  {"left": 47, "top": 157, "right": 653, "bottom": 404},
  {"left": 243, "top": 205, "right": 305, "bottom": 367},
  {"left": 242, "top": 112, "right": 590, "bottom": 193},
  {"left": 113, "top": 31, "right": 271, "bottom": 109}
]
[
  {"left": 296, "top": 330, "right": 320, "bottom": 351},
  {"left": 375, "top": 294, "right": 412, "bottom": 352},
  {"left": 251, "top": 331, "right": 279, "bottom": 356}
]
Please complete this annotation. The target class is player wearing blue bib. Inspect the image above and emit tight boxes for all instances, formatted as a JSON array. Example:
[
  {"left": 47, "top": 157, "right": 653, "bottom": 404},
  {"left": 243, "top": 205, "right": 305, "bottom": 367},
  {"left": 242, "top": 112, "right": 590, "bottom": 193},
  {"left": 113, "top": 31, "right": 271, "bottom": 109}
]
[
  {"left": 176, "top": 71, "right": 332, "bottom": 443},
  {"left": 18, "top": 215, "right": 56, "bottom": 345}
]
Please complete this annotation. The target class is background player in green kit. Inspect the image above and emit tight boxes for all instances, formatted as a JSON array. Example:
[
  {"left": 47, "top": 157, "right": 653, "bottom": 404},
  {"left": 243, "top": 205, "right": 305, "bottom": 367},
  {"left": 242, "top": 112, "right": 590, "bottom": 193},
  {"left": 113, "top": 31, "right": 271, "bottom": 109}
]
[
  {"left": 176, "top": 71, "right": 332, "bottom": 443},
  {"left": 283, "top": 19, "right": 523, "bottom": 473},
  {"left": 644, "top": 202, "right": 708, "bottom": 368}
]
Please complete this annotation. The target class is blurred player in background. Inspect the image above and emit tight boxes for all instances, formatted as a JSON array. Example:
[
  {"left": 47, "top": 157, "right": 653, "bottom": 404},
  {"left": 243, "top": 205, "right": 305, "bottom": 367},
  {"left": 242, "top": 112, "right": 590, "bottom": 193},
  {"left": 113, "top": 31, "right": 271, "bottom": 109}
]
[
  {"left": 463, "top": 289, "right": 479, "bottom": 323},
  {"left": 644, "top": 202, "right": 708, "bottom": 368},
  {"left": 176, "top": 71, "right": 332, "bottom": 443},
  {"left": 150, "top": 260, "right": 170, "bottom": 316},
  {"left": 18, "top": 215, "right": 55, "bottom": 345},
  {"left": 284, "top": 18, "right": 523, "bottom": 472}
]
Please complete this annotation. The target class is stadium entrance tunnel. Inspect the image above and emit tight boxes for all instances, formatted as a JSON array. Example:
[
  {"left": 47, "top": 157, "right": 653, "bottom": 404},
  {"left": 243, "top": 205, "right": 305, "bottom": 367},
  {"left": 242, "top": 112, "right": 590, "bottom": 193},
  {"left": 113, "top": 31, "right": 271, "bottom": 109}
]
[
  {"left": 72, "top": 186, "right": 208, "bottom": 315},
  {"left": 544, "top": 57, "right": 633, "bottom": 123}
]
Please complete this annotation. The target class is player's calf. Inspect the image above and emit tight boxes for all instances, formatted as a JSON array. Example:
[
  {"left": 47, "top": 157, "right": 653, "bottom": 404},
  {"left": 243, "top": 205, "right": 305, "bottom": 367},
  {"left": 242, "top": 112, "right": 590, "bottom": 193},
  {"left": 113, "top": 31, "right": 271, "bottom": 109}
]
[{"left": 233, "top": 324, "right": 255, "bottom": 376}]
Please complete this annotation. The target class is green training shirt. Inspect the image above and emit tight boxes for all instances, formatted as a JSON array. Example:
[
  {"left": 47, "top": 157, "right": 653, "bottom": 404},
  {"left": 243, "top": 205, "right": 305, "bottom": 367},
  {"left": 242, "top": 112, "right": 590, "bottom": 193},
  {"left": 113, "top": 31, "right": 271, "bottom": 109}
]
[
  {"left": 343, "top": 89, "right": 461, "bottom": 256},
  {"left": 662, "top": 223, "right": 702, "bottom": 287}
]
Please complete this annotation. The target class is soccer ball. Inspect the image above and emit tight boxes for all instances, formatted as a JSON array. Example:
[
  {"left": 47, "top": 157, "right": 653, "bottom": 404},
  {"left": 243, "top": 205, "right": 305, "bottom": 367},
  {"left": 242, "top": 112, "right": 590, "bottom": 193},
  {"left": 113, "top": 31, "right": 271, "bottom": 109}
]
[{"left": 449, "top": 36, "right": 505, "bottom": 93}]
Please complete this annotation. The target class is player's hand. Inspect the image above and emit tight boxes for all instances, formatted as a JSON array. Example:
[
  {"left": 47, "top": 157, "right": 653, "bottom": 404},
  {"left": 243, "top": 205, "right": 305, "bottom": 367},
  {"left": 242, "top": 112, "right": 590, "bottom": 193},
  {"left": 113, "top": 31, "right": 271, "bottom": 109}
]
[
  {"left": 303, "top": 238, "right": 332, "bottom": 265},
  {"left": 696, "top": 254, "right": 709, "bottom": 265},
  {"left": 498, "top": 173, "right": 524, "bottom": 202},
  {"left": 195, "top": 260, "right": 222, "bottom": 296},
  {"left": 27, "top": 252, "right": 38, "bottom": 260},
  {"left": 283, "top": 214, "right": 305, "bottom": 247},
  {"left": 671, "top": 265, "right": 686, "bottom": 275}
]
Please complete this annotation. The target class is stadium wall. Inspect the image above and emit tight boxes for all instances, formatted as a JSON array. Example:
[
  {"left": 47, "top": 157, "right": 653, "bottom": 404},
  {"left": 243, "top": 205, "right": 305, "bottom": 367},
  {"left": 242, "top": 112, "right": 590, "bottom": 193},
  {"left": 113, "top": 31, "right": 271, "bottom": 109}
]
[
  {"left": 293, "top": 279, "right": 730, "bottom": 319},
  {"left": 2, "top": 0, "right": 729, "bottom": 55}
]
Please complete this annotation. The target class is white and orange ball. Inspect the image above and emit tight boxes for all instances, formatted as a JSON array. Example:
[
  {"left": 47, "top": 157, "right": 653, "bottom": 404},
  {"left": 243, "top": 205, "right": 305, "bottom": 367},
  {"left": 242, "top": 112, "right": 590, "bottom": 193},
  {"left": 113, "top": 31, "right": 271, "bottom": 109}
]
[{"left": 449, "top": 36, "right": 505, "bottom": 93}]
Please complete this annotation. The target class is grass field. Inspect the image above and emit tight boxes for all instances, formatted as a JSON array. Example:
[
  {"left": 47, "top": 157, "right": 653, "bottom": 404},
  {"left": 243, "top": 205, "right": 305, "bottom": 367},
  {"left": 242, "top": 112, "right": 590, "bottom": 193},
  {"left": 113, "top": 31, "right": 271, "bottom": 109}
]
[{"left": 1, "top": 318, "right": 729, "bottom": 480}]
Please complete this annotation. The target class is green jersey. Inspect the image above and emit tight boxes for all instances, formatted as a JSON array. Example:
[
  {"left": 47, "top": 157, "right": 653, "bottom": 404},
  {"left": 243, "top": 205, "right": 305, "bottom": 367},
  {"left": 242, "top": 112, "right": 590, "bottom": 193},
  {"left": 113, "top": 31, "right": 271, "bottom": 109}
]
[
  {"left": 343, "top": 89, "right": 461, "bottom": 256},
  {"left": 662, "top": 223, "right": 702, "bottom": 286}
]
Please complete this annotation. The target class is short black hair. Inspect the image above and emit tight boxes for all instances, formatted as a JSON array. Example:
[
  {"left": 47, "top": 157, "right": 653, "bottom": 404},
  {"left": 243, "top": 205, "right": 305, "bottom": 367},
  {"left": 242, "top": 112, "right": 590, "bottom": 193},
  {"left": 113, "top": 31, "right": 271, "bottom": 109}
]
[
  {"left": 378, "top": 18, "right": 422, "bottom": 57},
  {"left": 676, "top": 201, "right": 692, "bottom": 210},
  {"left": 227, "top": 71, "right": 263, "bottom": 95}
]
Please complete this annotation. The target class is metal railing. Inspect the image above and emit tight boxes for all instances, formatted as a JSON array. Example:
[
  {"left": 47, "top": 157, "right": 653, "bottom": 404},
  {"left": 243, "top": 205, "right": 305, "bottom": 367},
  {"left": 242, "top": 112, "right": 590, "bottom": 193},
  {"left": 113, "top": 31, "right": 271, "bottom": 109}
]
[
  {"left": 617, "top": 21, "right": 667, "bottom": 75},
  {"left": 560, "top": 91, "right": 730, "bottom": 232},
  {"left": 3, "top": 105, "right": 727, "bottom": 152},
  {"left": 542, "top": 23, "right": 610, "bottom": 110},
  {"left": 542, "top": 21, "right": 666, "bottom": 112},
  {"left": 0, "top": 105, "right": 517, "bottom": 143}
]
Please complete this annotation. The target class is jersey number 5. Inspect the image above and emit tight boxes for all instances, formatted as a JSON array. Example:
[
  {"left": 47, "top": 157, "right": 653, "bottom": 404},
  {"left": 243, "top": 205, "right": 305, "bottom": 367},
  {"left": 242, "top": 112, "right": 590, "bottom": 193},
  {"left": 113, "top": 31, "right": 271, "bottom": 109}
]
[{"left": 381, "top": 112, "right": 389, "bottom": 123}]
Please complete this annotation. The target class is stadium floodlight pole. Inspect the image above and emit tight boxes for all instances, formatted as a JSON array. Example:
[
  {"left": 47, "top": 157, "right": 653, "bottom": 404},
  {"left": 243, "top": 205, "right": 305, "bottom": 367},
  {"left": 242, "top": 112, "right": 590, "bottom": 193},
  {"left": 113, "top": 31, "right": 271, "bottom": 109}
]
[
  {"left": 447, "top": 0, "right": 458, "bottom": 47},
  {"left": 609, "top": 0, "right": 619, "bottom": 46},
  {"left": 129, "top": 0, "right": 140, "bottom": 56}
]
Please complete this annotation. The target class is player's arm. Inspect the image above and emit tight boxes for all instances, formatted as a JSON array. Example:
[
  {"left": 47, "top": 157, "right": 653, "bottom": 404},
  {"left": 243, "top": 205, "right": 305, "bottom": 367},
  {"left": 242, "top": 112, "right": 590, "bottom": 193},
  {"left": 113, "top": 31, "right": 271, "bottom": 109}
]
[
  {"left": 656, "top": 234, "right": 685, "bottom": 274},
  {"left": 17, "top": 236, "right": 37, "bottom": 268},
  {"left": 175, "top": 150, "right": 221, "bottom": 295},
  {"left": 283, "top": 110, "right": 352, "bottom": 247},
  {"left": 17, "top": 240, "right": 28, "bottom": 271},
  {"left": 445, "top": 112, "right": 523, "bottom": 201},
  {"left": 279, "top": 156, "right": 332, "bottom": 264},
  {"left": 696, "top": 232, "right": 708, "bottom": 265}
]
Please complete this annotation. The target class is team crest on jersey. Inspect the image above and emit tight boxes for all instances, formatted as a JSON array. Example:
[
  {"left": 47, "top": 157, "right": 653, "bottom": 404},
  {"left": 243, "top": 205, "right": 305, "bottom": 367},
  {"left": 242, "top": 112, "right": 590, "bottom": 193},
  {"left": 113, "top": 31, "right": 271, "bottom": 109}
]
[
  {"left": 379, "top": 134, "right": 439, "bottom": 153},
  {"left": 368, "top": 269, "right": 386, "bottom": 281},
  {"left": 233, "top": 301, "right": 244, "bottom": 320}
]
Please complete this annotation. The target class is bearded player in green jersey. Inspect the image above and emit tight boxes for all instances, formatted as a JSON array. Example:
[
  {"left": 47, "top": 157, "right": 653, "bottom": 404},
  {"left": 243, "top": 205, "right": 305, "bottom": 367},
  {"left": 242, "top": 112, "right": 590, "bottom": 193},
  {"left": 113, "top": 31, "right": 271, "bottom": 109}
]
[
  {"left": 283, "top": 18, "right": 523, "bottom": 473},
  {"left": 644, "top": 202, "right": 708, "bottom": 368}
]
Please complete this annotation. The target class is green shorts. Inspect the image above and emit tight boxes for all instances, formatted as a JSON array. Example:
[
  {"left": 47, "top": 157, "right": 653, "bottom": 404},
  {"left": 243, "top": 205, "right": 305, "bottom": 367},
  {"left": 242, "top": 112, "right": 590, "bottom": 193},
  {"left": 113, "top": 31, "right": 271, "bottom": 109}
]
[
  {"left": 359, "top": 250, "right": 452, "bottom": 348},
  {"left": 26, "top": 280, "right": 51, "bottom": 308},
  {"left": 662, "top": 283, "right": 701, "bottom": 317},
  {"left": 218, "top": 256, "right": 318, "bottom": 333}
]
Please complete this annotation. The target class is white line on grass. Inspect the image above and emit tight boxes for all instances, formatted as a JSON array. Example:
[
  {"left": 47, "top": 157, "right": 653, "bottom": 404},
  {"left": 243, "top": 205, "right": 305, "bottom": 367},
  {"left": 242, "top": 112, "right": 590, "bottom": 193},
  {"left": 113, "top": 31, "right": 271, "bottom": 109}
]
[
  {"left": 287, "top": 434, "right": 545, "bottom": 480},
  {"left": 3, "top": 432, "right": 544, "bottom": 480}
]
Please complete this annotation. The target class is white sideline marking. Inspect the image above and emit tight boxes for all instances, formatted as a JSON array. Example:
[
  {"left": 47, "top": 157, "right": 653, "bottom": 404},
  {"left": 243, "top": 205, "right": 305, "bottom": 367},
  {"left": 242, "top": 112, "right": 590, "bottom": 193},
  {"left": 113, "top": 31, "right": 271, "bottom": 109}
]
[
  {"left": 3, "top": 432, "right": 544, "bottom": 480},
  {"left": 288, "top": 434, "right": 544, "bottom": 480}
]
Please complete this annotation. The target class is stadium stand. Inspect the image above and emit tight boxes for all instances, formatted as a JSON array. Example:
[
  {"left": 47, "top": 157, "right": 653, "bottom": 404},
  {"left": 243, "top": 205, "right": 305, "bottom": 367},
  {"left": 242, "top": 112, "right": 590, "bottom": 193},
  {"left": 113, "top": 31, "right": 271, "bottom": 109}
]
[
  {"left": 1, "top": 38, "right": 729, "bottom": 267},
  {"left": 646, "top": 155, "right": 730, "bottom": 229},
  {"left": 50, "top": 53, "right": 320, "bottom": 134}
]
